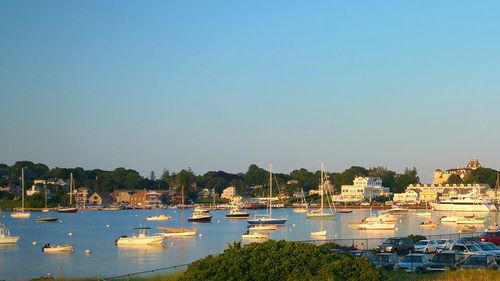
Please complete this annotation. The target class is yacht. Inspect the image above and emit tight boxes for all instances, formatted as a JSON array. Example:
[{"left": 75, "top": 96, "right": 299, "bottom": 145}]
[
  {"left": 0, "top": 224, "right": 20, "bottom": 244},
  {"left": 188, "top": 211, "right": 212, "bottom": 222},
  {"left": 115, "top": 227, "right": 165, "bottom": 245},
  {"left": 146, "top": 214, "right": 171, "bottom": 221},
  {"left": 225, "top": 208, "right": 250, "bottom": 219},
  {"left": 431, "top": 193, "right": 496, "bottom": 212}
]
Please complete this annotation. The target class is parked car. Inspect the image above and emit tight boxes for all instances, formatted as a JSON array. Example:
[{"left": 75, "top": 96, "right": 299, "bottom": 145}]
[
  {"left": 479, "top": 231, "right": 500, "bottom": 245},
  {"left": 435, "top": 239, "right": 455, "bottom": 253},
  {"left": 476, "top": 242, "right": 500, "bottom": 262},
  {"left": 424, "top": 251, "right": 466, "bottom": 272},
  {"left": 374, "top": 253, "right": 399, "bottom": 269},
  {"left": 394, "top": 253, "right": 430, "bottom": 272},
  {"left": 350, "top": 250, "right": 377, "bottom": 264},
  {"left": 450, "top": 243, "right": 488, "bottom": 257},
  {"left": 458, "top": 254, "right": 498, "bottom": 270},
  {"left": 376, "top": 237, "right": 415, "bottom": 254},
  {"left": 414, "top": 239, "right": 438, "bottom": 253}
]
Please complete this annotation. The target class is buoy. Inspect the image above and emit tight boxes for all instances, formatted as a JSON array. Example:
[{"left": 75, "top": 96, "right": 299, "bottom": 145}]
[
  {"left": 85, "top": 249, "right": 91, "bottom": 254},
  {"left": 59, "top": 220, "right": 63, "bottom": 223},
  {"left": 68, "top": 232, "right": 73, "bottom": 236},
  {"left": 217, "top": 220, "right": 220, "bottom": 223},
  {"left": 395, "top": 228, "right": 398, "bottom": 231},
  {"left": 170, "top": 242, "right": 175, "bottom": 245},
  {"left": 32, "top": 241, "right": 37, "bottom": 246},
  {"left": 198, "top": 234, "right": 203, "bottom": 237},
  {"left": 292, "top": 223, "right": 296, "bottom": 227},
  {"left": 106, "top": 224, "right": 110, "bottom": 228}
]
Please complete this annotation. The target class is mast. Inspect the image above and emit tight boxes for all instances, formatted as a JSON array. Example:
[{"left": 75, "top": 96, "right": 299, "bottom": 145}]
[
  {"left": 69, "top": 172, "right": 74, "bottom": 206},
  {"left": 21, "top": 167, "right": 25, "bottom": 212},
  {"left": 181, "top": 185, "right": 185, "bottom": 230},
  {"left": 45, "top": 187, "right": 48, "bottom": 209},
  {"left": 320, "top": 162, "right": 324, "bottom": 214},
  {"left": 269, "top": 163, "right": 272, "bottom": 218}
]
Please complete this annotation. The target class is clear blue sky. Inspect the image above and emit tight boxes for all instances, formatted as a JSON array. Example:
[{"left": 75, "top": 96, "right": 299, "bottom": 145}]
[{"left": 1, "top": 1, "right": 499, "bottom": 181}]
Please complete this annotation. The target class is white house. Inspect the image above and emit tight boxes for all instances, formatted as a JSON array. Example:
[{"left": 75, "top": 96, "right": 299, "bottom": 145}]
[
  {"left": 393, "top": 189, "right": 419, "bottom": 204},
  {"left": 338, "top": 177, "right": 390, "bottom": 202}
]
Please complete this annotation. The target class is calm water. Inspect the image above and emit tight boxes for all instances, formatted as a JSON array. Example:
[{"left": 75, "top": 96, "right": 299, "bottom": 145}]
[{"left": 1, "top": 208, "right": 499, "bottom": 280}]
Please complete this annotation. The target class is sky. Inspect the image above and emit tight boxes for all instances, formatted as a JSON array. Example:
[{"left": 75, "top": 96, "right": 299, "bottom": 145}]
[{"left": 1, "top": 1, "right": 499, "bottom": 182}]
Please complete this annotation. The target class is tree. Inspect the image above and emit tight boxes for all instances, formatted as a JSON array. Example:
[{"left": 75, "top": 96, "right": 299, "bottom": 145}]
[
  {"left": 446, "top": 174, "right": 462, "bottom": 184},
  {"left": 149, "top": 171, "right": 156, "bottom": 181},
  {"left": 244, "top": 164, "right": 268, "bottom": 187},
  {"left": 464, "top": 167, "right": 498, "bottom": 187}
]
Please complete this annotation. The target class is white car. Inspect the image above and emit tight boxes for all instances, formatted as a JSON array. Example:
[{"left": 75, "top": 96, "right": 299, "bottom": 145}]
[
  {"left": 414, "top": 239, "right": 438, "bottom": 253},
  {"left": 436, "top": 239, "right": 455, "bottom": 253}
]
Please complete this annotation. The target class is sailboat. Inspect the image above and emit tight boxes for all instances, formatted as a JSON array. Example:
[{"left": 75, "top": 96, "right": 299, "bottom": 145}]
[
  {"left": 337, "top": 201, "right": 352, "bottom": 214},
  {"left": 157, "top": 185, "right": 197, "bottom": 237},
  {"left": 293, "top": 188, "right": 308, "bottom": 213},
  {"left": 41, "top": 186, "right": 50, "bottom": 212},
  {"left": 311, "top": 220, "right": 327, "bottom": 237},
  {"left": 307, "top": 163, "right": 335, "bottom": 219},
  {"left": 415, "top": 202, "right": 432, "bottom": 217},
  {"left": 11, "top": 168, "right": 31, "bottom": 219},
  {"left": 247, "top": 163, "right": 287, "bottom": 225},
  {"left": 57, "top": 173, "right": 78, "bottom": 213}
]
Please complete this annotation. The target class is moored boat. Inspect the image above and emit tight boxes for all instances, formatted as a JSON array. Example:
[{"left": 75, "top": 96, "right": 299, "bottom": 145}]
[
  {"left": 310, "top": 230, "right": 327, "bottom": 236},
  {"left": 225, "top": 208, "right": 250, "bottom": 219},
  {"left": 306, "top": 164, "right": 336, "bottom": 220},
  {"left": 241, "top": 231, "right": 268, "bottom": 240},
  {"left": 358, "top": 220, "right": 395, "bottom": 230},
  {"left": 386, "top": 206, "right": 409, "bottom": 215},
  {"left": 456, "top": 216, "right": 486, "bottom": 224},
  {"left": 146, "top": 214, "right": 171, "bottom": 221},
  {"left": 188, "top": 211, "right": 212, "bottom": 222},
  {"left": 11, "top": 168, "right": 30, "bottom": 219},
  {"left": 440, "top": 216, "right": 458, "bottom": 222},
  {"left": 35, "top": 217, "right": 59, "bottom": 222},
  {"left": 115, "top": 227, "right": 165, "bottom": 245},
  {"left": 42, "top": 243, "right": 73, "bottom": 253},
  {"left": 248, "top": 224, "right": 278, "bottom": 231},
  {"left": 0, "top": 224, "right": 20, "bottom": 244},
  {"left": 419, "top": 221, "right": 437, "bottom": 228}
]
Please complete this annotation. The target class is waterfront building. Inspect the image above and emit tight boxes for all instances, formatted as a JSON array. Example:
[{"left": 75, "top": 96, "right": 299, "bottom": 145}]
[
  {"left": 433, "top": 159, "right": 481, "bottom": 184},
  {"left": 75, "top": 186, "right": 90, "bottom": 207},
  {"left": 89, "top": 192, "right": 113, "bottom": 206},
  {"left": 337, "top": 177, "right": 390, "bottom": 202},
  {"left": 392, "top": 189, "right": 419, "bottom": 204},
  {"left": 113, "top": 190, "right": 131, "bottom": 204}
]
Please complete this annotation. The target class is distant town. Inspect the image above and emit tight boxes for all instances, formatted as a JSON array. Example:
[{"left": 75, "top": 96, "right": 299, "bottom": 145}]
[{"left": 0, "top": 159, "right": 498, "bottom": 210}]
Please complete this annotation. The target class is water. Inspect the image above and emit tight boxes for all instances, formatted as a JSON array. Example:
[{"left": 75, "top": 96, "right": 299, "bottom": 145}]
[{"left": 0, "top": 208, "right": 498, "bottom": 280}]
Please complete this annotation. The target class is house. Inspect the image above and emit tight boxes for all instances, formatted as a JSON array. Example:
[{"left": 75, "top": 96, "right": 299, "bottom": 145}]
[
  {"left": 129, "top": 190, "right": 162, "bottom": 208},
  {"left": 433, "top": 159, "right": 482, "bottom": 184},
  {"left": 89, "top": 192, "right": 113, "bottom": 206},
  {"left": 338, "top": 177, "right": 390, "bottom": 202},
  {"left": 393, "top": 189, "right": 419, "bottom": 204},
  {"left": 75, "top": 186, "right": 90, "bottom": 207},
  {"left": 113, "top": 190, "right": 132, "bottom": 204},
  {"left": 221, "top": 186, "right": 237, "bottom": 199}
]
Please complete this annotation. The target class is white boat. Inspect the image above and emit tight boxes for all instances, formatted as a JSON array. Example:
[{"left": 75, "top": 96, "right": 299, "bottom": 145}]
[
  {"left": 57, "top": 173, "right": 78, "bottom": 213},
  {"left": 116, "top": 227, "right": 165, "bottom": 245},
  {"left": 358, "top": 220, "right": 395, "bottom": 230},
  {"left": 146, "top": 214, "right": 171, "bottom": 221},
  {"left": 242, "top": 232, "right": 268, "bottom": 240},
  {"left": 188, "top": 211, "right": 212, "bottom": 222},
  {"left": 0, "top": 224, "right": 20, "bottom": 244},
  {"left": 293, "top": 188, "right": 308, "bottom": 213},
  {"left": 42, "top": 243, "right": 73, "bottom": 253},
  {"left": 225, "top": 208, "right": 250, "bottom": 218},
  {"left": 11, "top": 168, "right": 31, "bottom": 219},
  {"left": 248, "top": 224, "right": 277, "bottom": 231},
  {"left": 415, "top": 211, "right": 432, "bottom": 217},
  {"left": 386, "top": 206, "right": 409, "bottom": 215},
  {"left": 247, "top": 163, "right": 287, "bottom": 225},
  {"left": 363, "top": 213, "right": 397, "bottom": 223},
  {"left": 293, "top": 208, "right": 307, "bottom": 213},
  {"left": 440, "top": 216, "right": 458, "bottom": 222},
  {"left": 310, "top": 230, "right": 327, "bottom": 236},
  {"left": 157, "top": 186, "right": 197, "bottom": 237},
  {"left": 431, "top": 192, "right": 496, "bottom": 212},
  {"left": 456, "top": 216, "right": 486, "bottom": 224},
  {"left": 194, "top": 206, "right": 210, "bottom": 213},
  {"left": 307, "top": 163, "right": 335, "bottom": 220}
]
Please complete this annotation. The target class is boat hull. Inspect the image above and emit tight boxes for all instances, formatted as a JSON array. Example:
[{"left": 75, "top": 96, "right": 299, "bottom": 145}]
[
  {"left": 188, "top": 216, "right": 212, "bottom": 222},
  {"left": 225, "top": 214, "right": 250, "bottom": 219},
  {"left": 146, "top": 215, "right": 171, "bottom": 221},
  {"left": 311, "top": 230, "right": 327, "bottom": 236},
  {"left": 306, "top": 213, "right": 335, "bottom": 219},
  {"left": 247, "top": 218, "right": 287, "bottom": 225},
  {"left": 35, "top": 218, "right": 59, "bottom": 222},
  {"left": 432, "top": 202, "right": 495, "bottom": 212},
  {"left": 116, "top": 236, "right": 165, "bottom": 245},
  {"left": 11, "top": 212, "right": 30, "bottom": 219},
  {"left": 160, "top": 231, "right": 197, "bottom": 237},
  {"left": 57, "top": 207, "right": 78, "bottom": 213},
  {"left": 43, "top": 245, "right": 73, "bottom": 253},
  {"left": 0, "top": 236, "right": 20, "bottom": 244}
]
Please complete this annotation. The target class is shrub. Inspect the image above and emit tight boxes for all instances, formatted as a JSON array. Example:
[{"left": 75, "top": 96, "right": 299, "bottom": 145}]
[{"left": 179, "top": 240, "right": 380, "bottom": 281}]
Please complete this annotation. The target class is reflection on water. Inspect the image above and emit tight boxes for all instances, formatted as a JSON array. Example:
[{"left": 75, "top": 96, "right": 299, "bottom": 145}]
[{"left": 0, "top": 208, "right": 499, "bottom": 280}]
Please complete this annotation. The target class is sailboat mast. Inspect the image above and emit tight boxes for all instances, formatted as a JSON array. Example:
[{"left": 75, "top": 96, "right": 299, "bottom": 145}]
[
  {"left": 320, "top": 163, "right": 324, "bottom": 213},
  {"left": 70, "top": 172, "right": 73, "bottom": 206},
  {"left": 181, "top": 185, "right": 185, "bottom": 230},
  {"left": 21, "top": 167, "right": 25, "bottom": 212},
  {"left": 269, "top": 163, "right": 272, "bottom": 218}
]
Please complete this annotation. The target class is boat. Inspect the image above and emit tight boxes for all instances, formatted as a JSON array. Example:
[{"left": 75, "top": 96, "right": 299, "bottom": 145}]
[
  {"left": 146, "top": 214, "right": 172, "bottom": 221},
  {"left": 115, "top": 227, "right": 165, "bottom": 245},
  {"left": 419, "top": 221, "right": 437, "bottom": 228},
  {"left": 459, "top": 225, "right": 476, "bottom": 233},
  {"left": 35, "top": 217, "right": 59, "bottom": 222},
  {"left": 194, "top": 206, "right": 210, "bottom": 213},
  {"left": 42, "top": 243, "right": 73, "bottom": 253},
  {"left": 57, "top": 173, "right": 78, "bottom": 213},
  {"left": 157, "top": 186, "right": 197, "bottom": 237},
  {"left": 363, "top": 212, "right": 397, "bottom": 223},
  {"left": 248, "top": 224, "right": 277, "bottom": 231},
  {"left": 440, "top": 216, "right": 458, "bottom": 222},
  {"left": 307, "top": 163, "right": 336, "bottom": 220},
  {"left": 431, "top": 191, "right": 497, "bottom": 212},
  {"left": 358, "top": 219, "right": 395, "bottom": 230},
  {"left": 41, "top": 186, "right": 50, "bottom": 212},
  {"left": 456, "top": 216, "right": 486, "bottom": 224},
  {"left": 0, "top": 224, "right": 20, "bottom": 244},
  {"left": 247, "top": 163, "right": 287, "bottom": 225},
  {"left": 293, "top": 188, "right": 308, "bottom": 213},
  {"left": 225, "top": 208, "right": 250, "bottom": 219},
  {"left": 415, "top": 211, "right": 432, "bottom": 217},
  {"left": 310, "top": 230, "right": 327, "bottom": 236},
  {"left": 188, "top": 211, "right": 212, "bottom": 222},
  {"left": 241, "top": 231, "right": 268, "bottom": 240},
  {"left": 11, "top": 168, "right": 31, "bottom": 219},
  {"left": 386, "top": 206, "right": 409, "bottom": 215}
]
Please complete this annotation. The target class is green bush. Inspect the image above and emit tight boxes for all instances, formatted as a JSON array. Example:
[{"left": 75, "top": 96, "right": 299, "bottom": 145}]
[{"left": 179, "top": 240, "right": 380, "bottom": 281}]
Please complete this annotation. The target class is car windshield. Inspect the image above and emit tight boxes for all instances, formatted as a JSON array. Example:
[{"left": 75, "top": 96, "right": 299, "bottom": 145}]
[
  {"left": 432, "top": 254, "right": 454, "bottom": 263},
  {"left": 480, "top": 243, "right": 496, "bottom": 250},
  {"left": 402, "top": 256, "right": 422, "bottom": 263},
  {"left": 415, "top": 241, "right": 428, "bottom": 246},
  {"left": 436, "top": 240, "right": 447, "bottom": 245},
  {"left": 384, "top": 238, "right": 398, "bottom": 244},
  {"left": 468, "top": 244, "right": 481, "bottom": 251},
  {"left": 464, "top": 256, "right": 486, "bottom": 266}
]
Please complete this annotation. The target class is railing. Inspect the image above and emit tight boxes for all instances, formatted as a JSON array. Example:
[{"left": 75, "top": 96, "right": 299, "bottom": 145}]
[
  {"left": 97, "top": 263, "right": 189, "bottom": 281},
  {"left": 96, "top": 231, "right": 483, "bottom": 280}
]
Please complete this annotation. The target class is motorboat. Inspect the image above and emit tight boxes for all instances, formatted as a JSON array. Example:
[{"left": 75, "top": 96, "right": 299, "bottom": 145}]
[
  {"left": 115, "top": 227, "right": 165, "bottom": 245},
  {"left": 225, "top": 208, "right": 250, "bottom": 219},
  {"left": 35, "top": 217, "right": 59, "bottom": 222},
  {"left": 42, "top": 243, "right": 73, "bottom": 253},
  {"left": 248, "top": 224, "right": 278, "bottom": 231},
  {"left": 0, "top": 224, "right": 20, "bottom": 244},
  {"left": 194, "top": 206, "right": 210, "bottom": 213},
  {"left": 386, "top": 206, "right": 409, "bottom": 215},
  {"left": 440, "top": 216, "right": 458, "bottom": 222},
  {"left": 188, "top": 211, "right": 212, "bottom": 222},
  {"left": 456, "top": 216, "right": 486, "bottom": 224},
  {"left": 419, "top": 221, "right": 437, "bottom": 228},
  {"left": 431, "top": 192, "right": 496, "bottom": 212},
  {"left": 358, "top": 221, "right": 395, "bottom": 230},
  {"left": 363, "top": 213, "right": 397, "bottom": 223},
  {"left": 146, "top": 214, "right": 171, "bottom": 221},
  {"left": 241, "top": 232, "right": 268, "bottom": 240}
]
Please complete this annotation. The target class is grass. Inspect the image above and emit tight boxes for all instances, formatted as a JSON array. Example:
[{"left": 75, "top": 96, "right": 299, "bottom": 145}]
[{"left": 29, "top": 271, "right": 184, "bottom": 281}]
